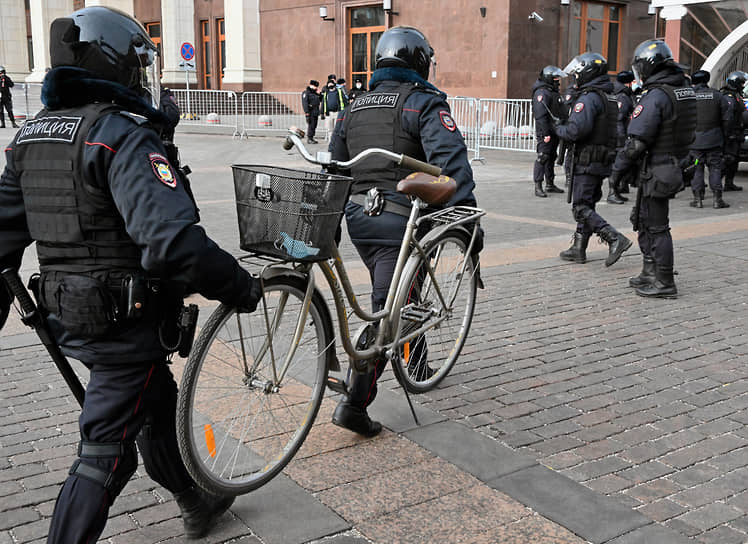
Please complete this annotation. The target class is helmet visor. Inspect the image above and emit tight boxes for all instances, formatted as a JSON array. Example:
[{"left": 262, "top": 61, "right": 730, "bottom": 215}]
[
  {"left": 136, "top": 42, "right": 160, "bottom": 109},
  {"left": 563, "top": 57, "right": 582, "bottom": 77}
]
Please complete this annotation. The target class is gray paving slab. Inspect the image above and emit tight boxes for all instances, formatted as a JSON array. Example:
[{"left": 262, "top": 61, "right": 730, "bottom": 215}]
[
  {"left": 404, "top": 419, "right": 537, "bottom": 482},
  {"left": 368, "top": 387, "right": 447, "bottom": 433},
  {"left": 231, "top": 473, "right": 349, "bottom": 544},
  {"left": 489, "top": 464, "right": 651, "bottom": 543},
  {"left": 604, "top": 523, "right": 694, "bottom": 544}
]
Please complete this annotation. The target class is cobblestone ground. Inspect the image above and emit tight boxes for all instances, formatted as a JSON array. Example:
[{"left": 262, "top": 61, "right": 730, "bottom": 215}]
[{"left": 2, "top": 132, "right": 748, "bottom": 543}]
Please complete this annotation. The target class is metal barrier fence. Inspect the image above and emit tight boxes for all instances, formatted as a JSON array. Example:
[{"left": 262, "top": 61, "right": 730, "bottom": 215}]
[
  {"left": 240, "top": 92, "right": 306, "bottom": 137},
  {"left": 476, "top": 98, "right": 535, "bottom": 153},
  {"left": 10, "top": 85, "right": 537, "bottom": 155},
  {"left": 171, "top": 89, "right": 239, "bottom": 135}
]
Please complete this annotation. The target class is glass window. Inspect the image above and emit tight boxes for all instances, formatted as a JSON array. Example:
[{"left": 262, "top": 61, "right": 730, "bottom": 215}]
[
  {"left": 350, "top": 7, "right": 384, "bottom": 28},
  {"left": 609, "top": 5, "right": 620, "bottom": 21},
  {"left": 607, "top": 22, "right": 619, "bottom": 69},
  {"left": 585, "top": 20, "right": 603, "bottom": 53},
  {"left": 352, "top": 34, "right": 367, "bottom": 73},
  {"left": 571, "top": 1, "right": 623, "bottom": 72},
  {"left": 587, "top": 4, "right": 604, "bottom": 19}
]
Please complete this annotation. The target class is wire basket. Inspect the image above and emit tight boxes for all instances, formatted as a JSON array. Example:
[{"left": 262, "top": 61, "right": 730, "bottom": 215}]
[{"left": 232, "top": 165, "right": 353, "bottom": 262}]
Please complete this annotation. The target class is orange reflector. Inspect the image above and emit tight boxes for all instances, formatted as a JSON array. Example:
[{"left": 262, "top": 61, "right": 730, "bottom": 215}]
[
  {"left": 403, "top": 342, "right": 410, "bottom": 364},
  {"left": 204, "top": 424, "right": 216, "bottom": 458}
]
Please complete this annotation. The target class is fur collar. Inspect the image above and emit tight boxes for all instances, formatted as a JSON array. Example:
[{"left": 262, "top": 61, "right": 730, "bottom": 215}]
[
  {"left": 369, "top": 67, "right": 445, "bottom": 97},
  {"left": 41, "top": 67, "right": 168, "bottom": 125}
]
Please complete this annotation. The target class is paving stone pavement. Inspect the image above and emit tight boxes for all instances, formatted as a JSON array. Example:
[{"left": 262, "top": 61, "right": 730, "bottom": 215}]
[{"left": 1, "top": 128, "right": 748, "bottom": 543}]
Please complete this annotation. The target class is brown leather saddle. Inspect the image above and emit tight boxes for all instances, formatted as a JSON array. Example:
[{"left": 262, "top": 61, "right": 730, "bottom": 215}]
[{"left": 396, "top": 172, "right": 456, "bottom": 205}]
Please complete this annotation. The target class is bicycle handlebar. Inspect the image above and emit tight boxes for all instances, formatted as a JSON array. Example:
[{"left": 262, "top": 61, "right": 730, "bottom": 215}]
[{"left": 283, "top": 127, "right": 442, "bottom": 177}]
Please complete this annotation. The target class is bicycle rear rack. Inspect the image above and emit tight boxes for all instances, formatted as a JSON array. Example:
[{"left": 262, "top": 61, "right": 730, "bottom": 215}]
[{"left": 419, "top": 205, "right": 484, "bottom": 227}]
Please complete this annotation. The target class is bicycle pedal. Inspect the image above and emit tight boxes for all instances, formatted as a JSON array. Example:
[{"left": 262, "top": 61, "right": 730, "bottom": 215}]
[
  {"left": 401, "top": 304, "right": 433, "bottom": 324},
  {"left": 326, "top": 376, "right": 349, "bottom": 396}
]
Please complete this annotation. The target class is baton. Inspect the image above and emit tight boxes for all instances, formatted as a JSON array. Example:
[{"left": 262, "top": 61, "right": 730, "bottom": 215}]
[{"left": 1, "top": 269, "right": 85, "bottom": 407}]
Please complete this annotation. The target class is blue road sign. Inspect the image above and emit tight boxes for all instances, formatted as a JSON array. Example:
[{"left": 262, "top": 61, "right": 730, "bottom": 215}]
[{"left": 180, "top": 42, "right": 195, "bottom": 61}]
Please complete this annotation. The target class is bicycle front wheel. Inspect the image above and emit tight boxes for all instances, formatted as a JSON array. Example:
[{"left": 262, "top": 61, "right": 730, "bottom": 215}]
[
  {"left": 393, "top": 230, "right": 477, "bottom": 393},
  {"left": 176, "top": 276, "right": 334, "bottom": 496}
]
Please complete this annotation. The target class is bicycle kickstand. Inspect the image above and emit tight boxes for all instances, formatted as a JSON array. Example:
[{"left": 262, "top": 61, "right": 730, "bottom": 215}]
[{"left": 393, "top": 353, "right": 420, "bottom": 426}]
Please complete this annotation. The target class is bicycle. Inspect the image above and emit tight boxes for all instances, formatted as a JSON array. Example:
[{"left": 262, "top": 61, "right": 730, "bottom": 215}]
[{"left": 174, "top": 127, "right": 485, "bottom": 496}]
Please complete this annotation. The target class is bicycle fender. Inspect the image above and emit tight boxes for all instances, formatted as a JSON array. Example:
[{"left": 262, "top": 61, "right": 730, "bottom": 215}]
[{"left": 259, "top": 268, "right": 340, "bottom": 372}]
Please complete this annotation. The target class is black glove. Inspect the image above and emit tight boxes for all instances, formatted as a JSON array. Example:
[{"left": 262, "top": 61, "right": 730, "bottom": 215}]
[
  {"left": 0, "top": 283, "right": 12, "bottom": 331},
  {"left": 236, "top": 276, "right": 263, "bottom": 313}
]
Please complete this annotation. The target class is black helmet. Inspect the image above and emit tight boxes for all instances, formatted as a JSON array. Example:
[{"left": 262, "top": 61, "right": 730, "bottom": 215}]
[
  {"left": 616, "top": 70, "right": 635, "bottom": 84},
  {"left": 375, "top": 26, "right": 434, "bottom": 80},
  {"left": 563, "top": 52, "right": 608, "bottom": 87},
  {"left": 691, "top": 70, "right": 710, "bottom": 85},
  {"left": 50, "top": 6, "right": 159, "bottom": 102},
  {"left": 725, "top": 71, "right": 748, "bottom": 92},
  {"left": 631, "top": 39, "right": 676, "bottom": 83},
  {"left": 0, "top": 66, "right": 5, "bottom": 74},
  {"left": 539, "top": 65, "right": 566, "bottom": 87}
]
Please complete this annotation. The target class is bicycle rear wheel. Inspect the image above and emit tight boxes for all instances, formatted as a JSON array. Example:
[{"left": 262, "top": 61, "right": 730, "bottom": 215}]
[
  {"left": 392, "top": 230, "right": 477, "bottom": 393},
  {"left": 176, "top": 275, "right": 334, "bottom": 496}
]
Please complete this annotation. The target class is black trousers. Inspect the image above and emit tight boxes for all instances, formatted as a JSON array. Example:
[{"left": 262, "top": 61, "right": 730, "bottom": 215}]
[
  {"left": 723, "top": 141, "right": 740, "bottom": 185},
  {"left": 0, "top": 98, "right": 14, "bottom": 125},
  {"left": 635, "top": 195, "right": 673, "bottom": 268},
  {"left": 533, "top": 137, "right": 558, "bottom": 184},
  {"left": 47, "top": 360, "right": 194, "bottom": 544},
  {"left": 306, "top": 111, "right": 319, "bottom": 140},
  {"left": 571, "top": 173, "right": 608, "bottom": 237},
  {"left": 690, "top": 148, "right": 723, "bottom": 194}
]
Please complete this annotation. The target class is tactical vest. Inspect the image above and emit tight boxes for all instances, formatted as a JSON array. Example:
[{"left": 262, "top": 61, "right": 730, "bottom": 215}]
[
  {"left": 344, "top": 81, "right": 428, "bottom": 195},
  {"left": 694, "top": 87, "right": 722, "bottom": 132},
  {"left": 576, "top": 89, "right": 617, "bottom": 165},
  {"left": 649, "top": 85, "right": 697, "bottom": 156},
  {"left": 12, "top": 103, "right": 142, "bottom": 271}
]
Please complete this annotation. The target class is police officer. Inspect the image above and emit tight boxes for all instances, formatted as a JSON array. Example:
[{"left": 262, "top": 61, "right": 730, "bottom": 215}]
[
  {"left": 607, "top": 70, "right": 636, "bottom": 204},
  {"left": 348, "top": 77, "right": 367, "bottom": 102},
  {"left": 689, "top": 69, "right": 729, "bottom": 208},
  {"left": 555, "top": 52, "right": 632, "bottom": 266},
  {"left": 328, "top": 26, "right": 479, "bottom": 436},
  {"left": 531, "top": 66, "right": 567, "bottom": 197},
  {"left": 610, "top": 40, "right": 696, "bottom": 298},
  {"left": 0, "top": 66, "right": 18, "bottom": 128},
  {"left": 302, "top": 79, "right": 321, "bottom": 144},
  {"left": 321, "top": 78, "right": 346, "bottom": 141},
  {"left": 0, "top": 7, "right": 262, "bottom": 542},
  {"left": 720, "top": 70, "right": 746, "bottom": 192}
]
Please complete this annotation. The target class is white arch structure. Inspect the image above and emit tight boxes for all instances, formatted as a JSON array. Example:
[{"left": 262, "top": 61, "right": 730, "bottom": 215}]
[{"left": 701, "top": 19, "right": 748, "bottom": 84}]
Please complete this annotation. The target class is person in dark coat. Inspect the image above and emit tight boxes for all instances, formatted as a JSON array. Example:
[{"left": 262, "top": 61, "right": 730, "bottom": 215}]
[
  {"left": 348, "top": 77, "right": 367, "bottom": 102},
  {"left": 531, "top": 65, "right": 567, "bottom": 197},
  {"left": 328, "top": 26, "right": 480, "bottom": 437},
  {"left": 301, "top": 79, "right": 321, "bottom": 143},
  {"left": 607, "top": 70, "right": 636, "bottom": 204},
  {"left": 0, "top": 8, "right": 261, "bottom": 542},
  {"left": 719, "top": 70, "right": 747, "bottom": 192},
  {"left": 689, "top": 69, "right": 730, "bottom": 208},
  {"left": 0, "top": 66, "right": 18, "bottom": 128},
  {"left": 555, "top": 52, "right": 632, "bottom": 267},
  {"left": 610, "top": 40, "right": 697, "bottom": 298}
]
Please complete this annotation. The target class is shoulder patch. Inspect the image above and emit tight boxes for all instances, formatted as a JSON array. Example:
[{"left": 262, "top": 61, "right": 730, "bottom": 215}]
[
  {"left": 537, "top": 95, "right": 543, "bottom": 102},
  {"left": 16, "top": 116, "right": 82, "bottom": 145},
  {"left": 439, "top": 110, "right": 457, "bottom": 132},
  {"left": 632, "top": 104, "right": 644, "bottom": 118},
  {"left": 574, "top": 102, "right": 585, "bottom": 113},
  {"left": 149, "top": 152, "right": 177, "bottom": 188}
]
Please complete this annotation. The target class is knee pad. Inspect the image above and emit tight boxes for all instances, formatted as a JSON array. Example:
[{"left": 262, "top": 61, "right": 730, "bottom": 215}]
[
  {"left": 70, "top": 440, "right": 138, "bottom": 501},
  {"left": 573, "top": 204, "right": 593, "bottom": 224}
]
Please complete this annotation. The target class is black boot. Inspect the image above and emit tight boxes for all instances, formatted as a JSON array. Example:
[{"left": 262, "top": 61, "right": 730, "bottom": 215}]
[
  {"left": 619, "top": 180, "right": 630, "bottom": 194},
  {"left": 559, "top": 232, "right": 590, "bottom": 264},
  {"left": 713, "top": 190, "right": 730, "bottom": 208},
  {"left": 598, "top": 225, "right": 633, "bottom": 267},
  {"left": 11, "top": 122, "right": 18, "bottom": 128},
  {"left": 689, "top": 190, "right": 703, "bottom": 208},
  {"left": 545, "top": 182, "right": 564, "bottom": 194},
  {"left": 635, "top": 265, "right": 677, "bottom": 299},
  {"left": 332, "top": 401, "right": 382, "bottom": 437},
  {"left": 629, "top": 256, "right": 655, "bottom": 288},
  {"left": 332, "top": 367, "right": 383, "bottom": 437},
  {"left": 534, "top": 181, "right": 547, "bottom": 198},
  {"left": 607, "top": 184, "right": 626, "bottom": 204},
  {"left": 724, "top": 180, "right": 742, "bottom": 191},
  {"left": 174, "top": 486, "right": 234, "bottom": 539}
]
